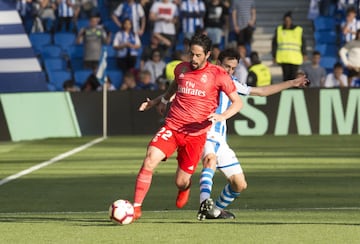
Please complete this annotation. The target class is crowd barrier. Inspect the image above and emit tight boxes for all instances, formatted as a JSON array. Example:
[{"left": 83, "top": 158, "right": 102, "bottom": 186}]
[{"left": 0, "top": 88, "right": 359, "bottom": 141}]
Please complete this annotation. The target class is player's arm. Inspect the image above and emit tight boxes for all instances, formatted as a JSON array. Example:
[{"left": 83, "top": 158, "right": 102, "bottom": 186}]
[
  {"left": 138, "top": 80, "right": 178, "bottom": 116},
  {"left": 208, "top": 91, "right": 243, "bottom": 122},
  {"left": 249, "top": 76, "right": 309, "bottom": 97}
]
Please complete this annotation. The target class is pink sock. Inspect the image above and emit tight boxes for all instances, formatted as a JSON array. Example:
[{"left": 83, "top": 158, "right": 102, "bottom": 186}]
[{"left": 133, "top": 167, "right": 153, "bottom": 205}]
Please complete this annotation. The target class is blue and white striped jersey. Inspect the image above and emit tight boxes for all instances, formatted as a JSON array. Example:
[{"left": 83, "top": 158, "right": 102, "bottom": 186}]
[
  {"left": 208, "top": 76, "right": 252, "bottom": 138},
  {"left": 58, "top": 0, "right": 76, "bottom": 17},
  {"left": 181, "top": 0, "right": 206, "bottom": 34}
]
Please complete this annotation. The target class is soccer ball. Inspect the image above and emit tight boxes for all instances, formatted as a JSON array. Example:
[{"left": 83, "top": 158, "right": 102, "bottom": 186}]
[{"left": 109, "top": 199, "right": 134, "bottom": 225}]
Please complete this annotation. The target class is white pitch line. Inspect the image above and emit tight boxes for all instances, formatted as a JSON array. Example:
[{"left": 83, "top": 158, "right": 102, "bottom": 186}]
[{"left": 0, "top": 137, "right": 106, "bottom": 186}]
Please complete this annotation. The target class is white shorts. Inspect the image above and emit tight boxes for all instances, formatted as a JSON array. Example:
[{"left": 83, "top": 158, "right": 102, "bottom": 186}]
[{"left": 202, "top": 132, "right": 243, "bottom": 178}]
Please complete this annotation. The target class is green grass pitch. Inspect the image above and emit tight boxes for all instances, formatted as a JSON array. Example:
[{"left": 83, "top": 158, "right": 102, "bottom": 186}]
[{"left": 0, "top": 135, "right": 360, "bottom": 243}]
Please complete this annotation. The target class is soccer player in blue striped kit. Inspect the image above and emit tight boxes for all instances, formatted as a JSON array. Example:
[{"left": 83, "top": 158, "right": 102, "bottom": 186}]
[{"left": 197, "top": 48, "right": 309, "bottom": 220}]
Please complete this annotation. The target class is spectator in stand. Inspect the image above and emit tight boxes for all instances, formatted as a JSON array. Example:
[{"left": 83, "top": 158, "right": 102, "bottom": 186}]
[
  {"left": 351, "top": 76, "right": 360, "bottom": 86},
  {"left": 56, "top": 0, "right": 78, "bottom": 32},
  {"left": 81, "top": 73, "right": 114, "bottom": 91},
  {"left": 140, "top": 34, "right": 165, "bottom": 70},
  {"left": 324, "top": 62, "right": 348, "bottom": 87},
  {"left": 341, "top": 6, "right": 360, "bottom": 43},
  {"left": 113, "top": 18, "right": 142, "bottom": 74},
  {"left": 318, "top": 0, "right": 338, "bottom": 17},
  {"left": 300, "top": 51, "right": 326, "bottom": 87},
  {"left": 143, "top": 49, "right": 167, "bottom": 84},
  {"left": 81, "top": 73, "right": 100, "bottom": 91},
  {"left": 63, "top": 79, "right": 80, "bottom": 92},
  {"left": 120, "top": 71, "right": 138, "bottom": 91},
  {"left": 180, "top": 0, "right": 206, "bottom": 40},
  {"left": 164, "top": 50, "right": 189, "bottom": 82},
  {"left": 272, "top": 11, "right": 307, "bottom": 81},
  {"left": 337, "top": 0, "right": 360, "bottom": 18},
  {"left": 112, "top": 0, "right": 146, "bottom": 37},
  {"left": 209, "top": 44, "right": 221, "bottom": 64},
  {"left": 97, "top": 78, "right": 116, "bottom": 91},
  {"left": 307, "top": 0, "right": 319, "bottom": 20},
  {"left": 139, "top": 0, "right": 153, "bottom": 38},
  {"left": 339, "top": 29, "right": 360, "bottom": 85},
  {"left": 204, "top": 0, "right": 228, "bottom": 48},
  {"left": 78, "top": 0, "right": 98, "bottom": 19},
  {"left": 247, "top": 51, "right": 272, "bottom": 87},
  {"left": 136, "top": 70, "right": 159, "bottom": 90},
  {"left": 35, "top": 0, "right": 57, "bottom": 33},
  {"left": 230, "top": 0, "right": 256, "bottom": 53},
  {"left": 149, "top": 0, "right": 179, "bottom": 58},
  {"left": 76, "top": 12, "right": 111, "bottom": 71},
  {"left": 16, "top": 0, "right": 34, "bottom": 33},
  {"left": 233, "top": 43, "right": 251, "bottom": 84},
  {"left": 157, "top": 50, "right": 190, "bottom": 90}
]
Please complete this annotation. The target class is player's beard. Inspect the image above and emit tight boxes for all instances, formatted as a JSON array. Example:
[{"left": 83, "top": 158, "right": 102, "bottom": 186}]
[{"left": 190, "top": 59, "right": 207, "bottom": 70}]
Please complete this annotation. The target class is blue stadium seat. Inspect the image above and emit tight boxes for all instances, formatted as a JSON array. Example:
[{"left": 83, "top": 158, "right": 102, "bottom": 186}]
[
  {"left": 43, "top": 57, "right": 68, "bottom": 73},
  {"left": 40, "top": 44, "right": 63, "bottom": 59},
  {"left": 47, "top": 70, "right": 72, "bottom": 91},
  {"left": 314, "top": 31, "right": 337, "bottom": 44},
  {"left": 67, "top": 44, "right": 84, "bottom": 59},
  {"left": 76, "top": 18, "right": 89, "bottom": 31},
  {"left": 315, "top": 43, "right": 338, "bottom": 57},
  {"left": 320, "top": 56, "right": 338, "bottom": 73},
  {"left": 103, "top": 20, "right": 120, "bottom": 36},
  {"left": 105, "top": 44, "right": 117, "bottom": 58},
  {"left": 29, "top": 33, "right": 52, "bottom": 55},
  {"left": 73, "top": 69, "right": 92, "bottom": 87},
  {"left": 107, "top": 70, "right": 123, "bottom": 89},
  {"left": 54, "top": 32, "right": 76, "bottom": 54},
  {"left": 313, "top": 16, "right": 337, "bottom": 32},
  {"left": 69, "top": 57, "right": 84, "bottom": 71}
]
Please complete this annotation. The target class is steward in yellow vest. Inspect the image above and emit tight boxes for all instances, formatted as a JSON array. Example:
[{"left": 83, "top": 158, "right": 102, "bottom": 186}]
[
  {"left": 271, "top": 11, "right": 307, "bottom": 81},
  {"left": 247, "top": 51, "right": 272, "bottom": 86}
]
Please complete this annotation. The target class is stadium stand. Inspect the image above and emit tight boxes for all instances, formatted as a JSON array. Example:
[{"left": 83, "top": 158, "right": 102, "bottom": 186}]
[
  {"left": 28, "top": 32, "right": 52, "bottom": 56},
  {"left": 47, "top": 70, "right": 72, "bottom": 91},
  {"left": 73, "top": 69, "right": 92, "bottom": 88},
  {"left": 53, "top": 32, "right": 77, "bottom": 55},
  {"left": 0, "top": 1, "right": 48, "bottom": 93},
  {"left": 107, "top": 70, "right": 123, "bottom": 89}
]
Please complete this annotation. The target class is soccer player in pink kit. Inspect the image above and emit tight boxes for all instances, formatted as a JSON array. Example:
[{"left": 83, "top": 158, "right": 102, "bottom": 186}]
[{"left": 133, "top": 34, "right": 243, "bottom": 220}]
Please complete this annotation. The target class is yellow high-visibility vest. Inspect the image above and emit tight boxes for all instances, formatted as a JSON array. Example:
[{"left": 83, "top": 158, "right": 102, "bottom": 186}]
[
  {"left": 165, "top": 60, "right": 182, "bottom": 81},
  {"left": 276, "top": 26, "right": 303, "bottom": 65},
  {"left": 249, "top": 63, "right": 272, "bottom": 86}
]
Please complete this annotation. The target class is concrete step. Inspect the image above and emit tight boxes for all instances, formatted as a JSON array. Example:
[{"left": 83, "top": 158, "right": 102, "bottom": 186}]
[{"left": 251, "top": 0, "right": 314, "bottom": 59}]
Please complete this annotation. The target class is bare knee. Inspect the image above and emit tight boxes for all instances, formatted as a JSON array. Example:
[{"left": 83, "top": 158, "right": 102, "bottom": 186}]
[
  {"left": 175, "top": 168, "right": 192, "bottom": 190},
  {"left": 229, "top": 174, "right": 247, "bottom": 192},
  {"left": 202, "top": 153, "right": 217, "bottom": 171}
]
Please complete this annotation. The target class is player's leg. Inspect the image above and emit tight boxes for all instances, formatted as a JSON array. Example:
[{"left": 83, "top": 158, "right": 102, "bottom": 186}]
[
  {"left": 199, "top": 141, "right": 218, "bottom": 204},
  {"left": 207, "top": 145, "right": 247, "bottom": 219},
  {"left": 197, "top": 152, "right": 217, "bottom": 220},
  {"left": 133, "top": 146, "right": 166, "bottom": 220},
  {"left": 174, "top": 167, "right": 192, "bottom": 208},
  {"left": 133, "top": 126, "right": 177, "bottom": 220},
  {"left": 209, "top": 172, "right": 247, "bottom": 219},
  {"left": 199, "top": 154, "right": 216, "bottom": 203},
  {"left": 175, "top": 132, "right": 207, "bottom": 208}
]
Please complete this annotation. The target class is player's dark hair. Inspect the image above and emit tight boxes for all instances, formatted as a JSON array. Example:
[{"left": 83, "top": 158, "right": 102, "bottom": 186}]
[
  {"left": 218, "top": 48, "right": 240, "bottom": 63},
  {"left": 189, "top": 33, "right": 212, "bottom": 54}
]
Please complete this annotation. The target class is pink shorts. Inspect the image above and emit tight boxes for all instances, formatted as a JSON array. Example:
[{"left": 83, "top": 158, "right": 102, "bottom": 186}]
[{"left": 149, "top": 125, "right": 207, "bottom": 174}]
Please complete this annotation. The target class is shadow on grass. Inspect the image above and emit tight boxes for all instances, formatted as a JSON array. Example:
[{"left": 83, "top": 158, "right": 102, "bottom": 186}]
[
  {"left": 0, "top": 215, "right": 111, "bottom": 226},
  {"left": 0, "top": 170, "right": 360, "bottom": 213},
  {"left": 2, "top": 215, "right": 360, "bottom": 227}
]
